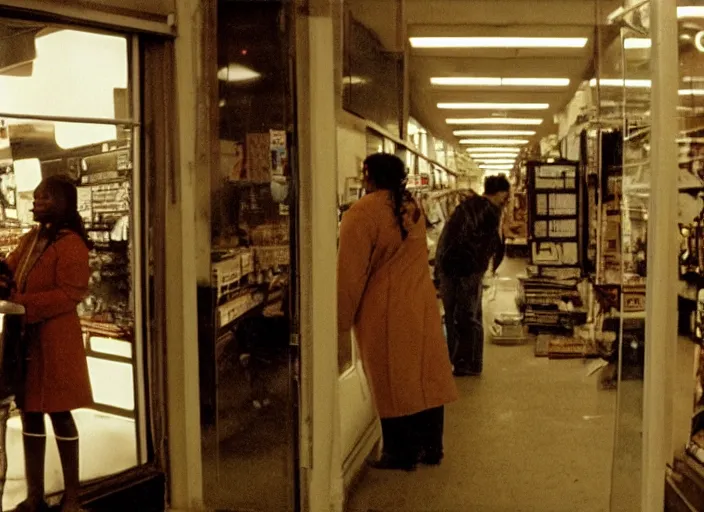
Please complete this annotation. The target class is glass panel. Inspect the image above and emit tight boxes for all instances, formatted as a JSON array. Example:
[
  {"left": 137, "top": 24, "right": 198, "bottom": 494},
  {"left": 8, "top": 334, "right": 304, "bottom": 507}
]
[
  {"left": 200, "top": 1, "right": 297, "bottom": 510},
  {"left": 0, "top": 25, "right": 130, "bottom": 121},
  {"left": 0, "top": 115, "right": 140, "bottom": 510},
  {"left": 0, "top": 20, "right": 141, "bottom": 511}
]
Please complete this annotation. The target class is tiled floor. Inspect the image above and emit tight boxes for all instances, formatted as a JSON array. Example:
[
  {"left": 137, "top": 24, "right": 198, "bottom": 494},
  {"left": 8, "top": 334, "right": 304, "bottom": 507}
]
[{"left": 345, "top": 259, "right": 646, "bottom": 512}]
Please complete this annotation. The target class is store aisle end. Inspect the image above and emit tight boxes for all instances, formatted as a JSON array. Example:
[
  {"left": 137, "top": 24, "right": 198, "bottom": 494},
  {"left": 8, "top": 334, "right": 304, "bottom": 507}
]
[{"left": 346, "top": 258, "right": 618, "bottom": 512}]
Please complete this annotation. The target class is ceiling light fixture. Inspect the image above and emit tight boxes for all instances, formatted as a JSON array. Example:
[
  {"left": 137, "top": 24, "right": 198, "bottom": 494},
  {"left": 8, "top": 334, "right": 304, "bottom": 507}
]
[
  {"left": 473, "top": 159, "right": 517, "bottom": 165},
  {"left": 465, "top": 147, "right": 522, "bottom": 153},
  {"left": 480, "top": 164, "right": 515, "bottom": 170},
  {"left": 679, "top": 89, "right": 704, "bottom": 96},
  {"left": 454, "top": 129, "right": 536, "bottom": 136},
  {"left": 624, "top": 38, "right": 651, "bottom": 50},
  {"left": 438, "top": 102, "right": 550, "bottom": 110},
  {"left": 460, "top": 139, "right": 529, "bottom": 145},
  {"left": 447, "top": 117, "right": 544, "bottom": 125},
  {"left": 466, "top": 153, "right": 520, "bottom": 158},
  {"left": 410, "top": 37, "right": 588, "bottom": 49},
  {"left": 678, "top": 6, "right": 704, "bottom": 19},
  {"left": 589, "top": 78, "right": 651, "bottom": 88},
  {"left": 431, "top": 77, "right": 569, "bottom": 87}
]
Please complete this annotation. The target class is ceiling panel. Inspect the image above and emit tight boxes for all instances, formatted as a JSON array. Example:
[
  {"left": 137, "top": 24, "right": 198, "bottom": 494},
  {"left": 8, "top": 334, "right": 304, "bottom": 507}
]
[{"left": 348, "top": 0, "right": 625, "bottom": 159}]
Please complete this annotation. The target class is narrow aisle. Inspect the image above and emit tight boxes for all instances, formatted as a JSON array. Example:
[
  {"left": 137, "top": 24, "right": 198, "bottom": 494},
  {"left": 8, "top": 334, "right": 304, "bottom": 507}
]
[{"left": 346, "top": 258, "right": 616, "bottom": 512}]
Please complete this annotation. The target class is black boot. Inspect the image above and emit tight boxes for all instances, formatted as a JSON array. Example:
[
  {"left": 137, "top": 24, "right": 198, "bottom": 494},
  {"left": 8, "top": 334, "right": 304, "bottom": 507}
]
[
  {"left": 56, "top": 436, "right": 84, "bottom": 512},
  {"left": 15, "top": 433, "right": 49, "bottom": 512}
]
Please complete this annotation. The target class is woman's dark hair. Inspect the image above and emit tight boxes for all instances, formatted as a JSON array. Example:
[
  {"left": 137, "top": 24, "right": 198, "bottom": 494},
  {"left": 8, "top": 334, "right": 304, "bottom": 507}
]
[
  {"left": 40, "top": 175, "right": 92, "bottom": 249},
  {"left": 484, "top": 175, "right": 511, "bottom": 195},
  {"left": 364, "top": 153, "right": 412, "bottom": 240}
]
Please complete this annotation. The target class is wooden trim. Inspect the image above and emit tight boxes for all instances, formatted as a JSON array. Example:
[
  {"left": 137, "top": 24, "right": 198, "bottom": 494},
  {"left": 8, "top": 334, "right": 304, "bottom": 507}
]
[{"left": 0, "top": 0, "right": 175, "bottom": 36}]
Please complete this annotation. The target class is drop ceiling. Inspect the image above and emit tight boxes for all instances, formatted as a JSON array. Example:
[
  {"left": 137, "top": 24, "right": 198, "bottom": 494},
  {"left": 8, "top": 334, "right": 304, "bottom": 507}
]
[{"left": 349, "top": 0, "right": 623, "bottom": 154}]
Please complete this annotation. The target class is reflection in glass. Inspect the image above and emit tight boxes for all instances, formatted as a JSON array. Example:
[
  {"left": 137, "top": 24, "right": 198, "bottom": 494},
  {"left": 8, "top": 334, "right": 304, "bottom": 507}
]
[{"left": 200, "top": 1, "right": 297, "bottom": 510}]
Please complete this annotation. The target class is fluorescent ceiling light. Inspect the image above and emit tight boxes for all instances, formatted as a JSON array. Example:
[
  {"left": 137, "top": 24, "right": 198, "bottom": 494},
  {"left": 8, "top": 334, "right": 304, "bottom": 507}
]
[
  {"left": 624, "top": 38, "right": 651, "bottom": 50},
  {"left": 217, "top": 64, "right": 261, "bottom": 83},
  {"left": 465, "top": 147, "right": 521, "bottom": 153},
  {"left": 454, "top": 129, "right": 536, "bottom": 136},
  {"left": 467, "top": 153, "right": 520, "bottom": 158},
  {"left": 589, "top": 78, "right": 651, "bottom": 88},
  {"left": 438, "top": 102, "right": 550, "bottom": 110},
  {"left": 431, "top": 77, "right": 569, "bottom": 87},
  {"left": 474, "top": 159, "right": 517, "bottom": 164},
  {"left": 409, "top": 37, "right": 588, "bottom": 49},
  {"left": 460, "top": 139, "right": 529, "bottom": 145},
  {"left": 678, "top": 6, "right": 704, "bottom": 19},
  {"left": 503, "top": 78, "right": 570, "bottom": 87},
  {"left": 432, "top": 77, "right": 500, "bottom": 86},
  {"left": 480, "top": 164, "right": 515, "bottom": 170},
  {"left": 679, "top": 89, "right": 704, "bottom": 96},
  {"left": 447, "top": 117, "right": 544, "bottom": 125}
]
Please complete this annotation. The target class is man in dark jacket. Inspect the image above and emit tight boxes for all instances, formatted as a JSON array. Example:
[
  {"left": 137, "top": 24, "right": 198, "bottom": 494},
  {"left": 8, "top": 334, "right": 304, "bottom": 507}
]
[{"left": 435, "top": 175, "right": 510, "bottom": 376}]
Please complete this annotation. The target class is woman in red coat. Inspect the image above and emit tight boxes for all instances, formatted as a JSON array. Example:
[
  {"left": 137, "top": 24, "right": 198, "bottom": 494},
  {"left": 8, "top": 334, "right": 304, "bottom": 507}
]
[{"left": 7, "top": 176, "right": 92, "bottom": 512}]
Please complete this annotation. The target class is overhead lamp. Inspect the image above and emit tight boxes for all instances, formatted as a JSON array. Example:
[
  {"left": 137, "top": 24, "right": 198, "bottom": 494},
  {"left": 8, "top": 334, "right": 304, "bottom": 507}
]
[
  {"left": 431, "top": 77, "right": 569, "bottom": 87},
  {"left": 217, "top": 63, "right": 261, "bottom": 83},
  {"left": 480, "top": 164, "right": 515, "bottom": 170},
  {"left": 438, "top": 102, "right": 550, "bottom": 110},
  {"left": 678, "top": 6, "right": 704, "bottom": 19},
  {"left": 453, "top": 129, "right": 536, "bottom": 136},
  {"left": 624, "top": 38, "right": 651, "bottom": 50},
  {"left": 589, "top": 78, "right": 651, "bottom": 88},
  {"left": 467, "top": 153, "right": 520, "bottom": 158},
  {"left": 460, "top": 139, "right": 529, "bottom": 145},
  {"left": 447, "top": 117, "right": 544, "bottom": 125},
  {"left": 432, "top": 77, "right": 500, "bottom": 86},
  {"left": 409, "top": 37, "right": 588, "bottom": 49},
  {"left": 679, "top": 89, "right": 704, "bottom": 96},
  {"left": 473, "top": 159, "right": 517, "bottom": 165},
  {"left": 465, "top": 147, "right": 521, "bottom": 153}
]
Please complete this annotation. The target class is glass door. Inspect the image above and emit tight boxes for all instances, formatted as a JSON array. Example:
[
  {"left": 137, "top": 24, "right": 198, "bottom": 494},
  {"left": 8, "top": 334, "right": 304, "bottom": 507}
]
[{"left": 198, "top": 1, "right": 299, "bottom": 510}]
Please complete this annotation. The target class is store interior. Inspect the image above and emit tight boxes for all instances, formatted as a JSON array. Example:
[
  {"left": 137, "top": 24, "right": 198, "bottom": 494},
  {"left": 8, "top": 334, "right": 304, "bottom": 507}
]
[
  {"left": 342, "top": 0, "right": 704, "bottom": 510},
  {"left": 0, "top": 21, "right": 143, "bottom": 510}
]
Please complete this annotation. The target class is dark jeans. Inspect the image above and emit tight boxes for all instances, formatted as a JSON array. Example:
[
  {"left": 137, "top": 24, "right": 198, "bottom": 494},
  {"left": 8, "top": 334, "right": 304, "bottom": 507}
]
[
  {"left": 380, "top": 406, "right": 444, "bottom": 462},
  {"left": 439, "top": 273, "right": 484, "bottom": 374}
]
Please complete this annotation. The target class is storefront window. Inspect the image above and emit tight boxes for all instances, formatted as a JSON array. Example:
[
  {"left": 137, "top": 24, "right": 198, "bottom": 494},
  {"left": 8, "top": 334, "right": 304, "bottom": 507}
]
[{"left": 0, "top": 21, "right": 143, "bottom": 511}]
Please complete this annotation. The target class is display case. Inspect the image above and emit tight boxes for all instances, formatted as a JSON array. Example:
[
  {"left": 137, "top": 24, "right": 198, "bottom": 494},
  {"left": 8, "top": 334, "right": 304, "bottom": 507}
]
[{"left": 527, "top": 160, "right": 581, "bottom": 277}]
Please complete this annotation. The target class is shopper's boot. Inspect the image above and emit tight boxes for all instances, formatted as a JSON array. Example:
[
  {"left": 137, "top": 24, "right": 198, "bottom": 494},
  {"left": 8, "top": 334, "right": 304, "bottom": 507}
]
[
  {"left": 15, "top": 433, "right": 49, "bottom": 512},
  {"left": 56, "top": 436, "right": 84, "bottom": 512}
]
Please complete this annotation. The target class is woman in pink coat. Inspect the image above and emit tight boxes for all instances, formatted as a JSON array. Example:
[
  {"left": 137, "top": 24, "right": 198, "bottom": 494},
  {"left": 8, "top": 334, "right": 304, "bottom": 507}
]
[
  {"left": 8, "top": 176, "right": 92, "bottom": 512},
  {"left": 338, "top": 153, "right": 457, "bottom": 471}
]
